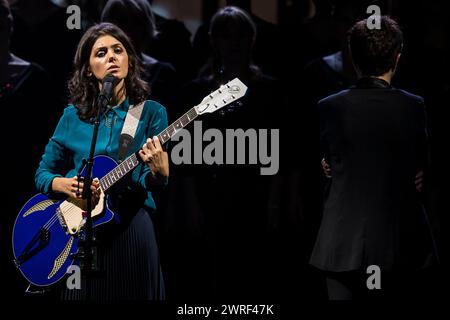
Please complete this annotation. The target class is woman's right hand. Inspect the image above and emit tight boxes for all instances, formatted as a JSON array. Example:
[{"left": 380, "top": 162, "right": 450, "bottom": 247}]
[{"left": 52, "top": 176, "right": 101, "bottom": 203}]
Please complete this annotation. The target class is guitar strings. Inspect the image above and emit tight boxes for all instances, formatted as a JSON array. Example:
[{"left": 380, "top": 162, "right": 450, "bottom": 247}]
[
  {"left": 41, "top": 203, "right": 79, "bottom": 231},
  {"left": 42, "top": 199, "right": 101, "bottom": 232}
]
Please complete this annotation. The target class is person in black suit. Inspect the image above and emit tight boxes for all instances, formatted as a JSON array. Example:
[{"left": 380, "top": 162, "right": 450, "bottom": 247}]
[{"left": 310, "top": 16, "right": 439, "bottom": 299}]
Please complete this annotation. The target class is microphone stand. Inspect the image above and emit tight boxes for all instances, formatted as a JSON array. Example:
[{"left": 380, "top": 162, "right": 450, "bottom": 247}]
[{"left": 76, "top": 94, "right": 109, "bottom": 300}]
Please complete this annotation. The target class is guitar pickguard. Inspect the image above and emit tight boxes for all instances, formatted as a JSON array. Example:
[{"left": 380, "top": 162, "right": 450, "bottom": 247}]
[{"left": 59, "top": 189, "right": 106, "bottom": 235}]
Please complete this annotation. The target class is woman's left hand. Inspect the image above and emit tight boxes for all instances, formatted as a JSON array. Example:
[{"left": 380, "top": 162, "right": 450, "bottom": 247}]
[{"left": 139, "top": 136, "right": 169, "bottom": 178}]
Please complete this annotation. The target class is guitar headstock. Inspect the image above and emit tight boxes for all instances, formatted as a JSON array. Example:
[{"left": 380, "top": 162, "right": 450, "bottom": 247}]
[{"left": 195, "top": 78, "right": 248, "bottom": 115}]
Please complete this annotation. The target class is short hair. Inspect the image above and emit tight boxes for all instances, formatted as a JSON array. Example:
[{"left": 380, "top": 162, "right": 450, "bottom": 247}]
[
  {"left": 101, "top": 0, "right": 157, "bottom": 53},
  {"left": 348, "top": 15, "right": 403, "bottom": 76}
]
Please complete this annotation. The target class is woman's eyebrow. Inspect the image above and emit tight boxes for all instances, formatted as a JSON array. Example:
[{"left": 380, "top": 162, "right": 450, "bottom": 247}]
[{"left": 94, "top": 43, "right": 123, "bottom": 51}]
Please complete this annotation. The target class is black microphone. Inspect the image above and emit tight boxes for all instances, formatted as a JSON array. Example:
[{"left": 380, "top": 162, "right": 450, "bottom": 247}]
[{"left": 98, "top": 73, "right": 118, "bottom": 106}]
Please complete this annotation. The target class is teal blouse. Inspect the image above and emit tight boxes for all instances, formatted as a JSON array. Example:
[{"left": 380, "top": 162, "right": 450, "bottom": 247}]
[{"left": 35, "top": 98, "right": 168, "bottom": 212}]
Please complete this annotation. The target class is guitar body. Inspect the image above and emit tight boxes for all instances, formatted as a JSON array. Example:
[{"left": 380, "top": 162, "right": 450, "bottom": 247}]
[{"left": 12, "top": 155, "right": 117, "bottom": 286}]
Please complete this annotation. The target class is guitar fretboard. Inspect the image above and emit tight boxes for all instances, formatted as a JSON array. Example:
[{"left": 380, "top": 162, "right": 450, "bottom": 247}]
[
  {"left": 157, "top": 107, "right": 198, "bottom": 144},
  {"left": 99, "top": 106, "right": 198, "bottom": 192}
]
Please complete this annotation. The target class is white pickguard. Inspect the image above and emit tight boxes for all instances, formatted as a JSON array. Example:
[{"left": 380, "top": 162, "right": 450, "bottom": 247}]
[{"left": 58, "top": 189, "right": 106, "bottom": 235}]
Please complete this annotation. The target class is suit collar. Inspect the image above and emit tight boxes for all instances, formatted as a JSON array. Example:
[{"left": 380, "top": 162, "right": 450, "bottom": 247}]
[{"left": 354, "top": 77, "right": 392, "bottom": 89}]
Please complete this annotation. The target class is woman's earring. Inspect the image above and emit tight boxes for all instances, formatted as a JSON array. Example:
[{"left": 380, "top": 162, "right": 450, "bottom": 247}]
[{"left": 87, "top": 72, "right": 92, "bottom": 77}]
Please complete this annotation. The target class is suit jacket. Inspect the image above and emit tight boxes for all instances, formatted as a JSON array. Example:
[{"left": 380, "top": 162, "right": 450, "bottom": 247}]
[{"left": 310, "top": 77, "right": 438, "bottom": 272}]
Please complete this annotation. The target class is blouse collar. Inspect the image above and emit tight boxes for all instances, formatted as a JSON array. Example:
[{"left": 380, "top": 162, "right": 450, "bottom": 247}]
[{"left": 110, "top": 97, "right": 130, "bottom": 120}]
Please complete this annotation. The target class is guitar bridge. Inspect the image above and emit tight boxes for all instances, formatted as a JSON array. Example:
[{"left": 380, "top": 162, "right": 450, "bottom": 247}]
[{"left": 56, "top": 207, "right": 67, "bottom": 231}]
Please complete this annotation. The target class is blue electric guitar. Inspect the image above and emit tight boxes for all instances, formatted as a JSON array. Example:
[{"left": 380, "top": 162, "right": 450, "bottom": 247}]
[{"left": 12, "top": 78, "right": 247, "bottom": 287}]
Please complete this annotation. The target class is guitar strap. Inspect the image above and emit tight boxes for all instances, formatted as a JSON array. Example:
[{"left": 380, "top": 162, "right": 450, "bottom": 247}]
[{"left": 117, "top": 101, "right": 145, "bottom": 163}]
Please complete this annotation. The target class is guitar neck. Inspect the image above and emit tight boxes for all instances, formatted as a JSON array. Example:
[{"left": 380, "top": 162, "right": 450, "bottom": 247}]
[
  {"left": 99, "top": 106, "right": 199, "bottom": 192},
  {"left": 156, "top": 106, "right": 199, "bottom": 144}
]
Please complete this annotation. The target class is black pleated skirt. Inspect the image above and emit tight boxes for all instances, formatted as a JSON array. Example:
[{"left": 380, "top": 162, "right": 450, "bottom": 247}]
[{"left": 61, "top": 208, "right": 165, "bottom": 301}]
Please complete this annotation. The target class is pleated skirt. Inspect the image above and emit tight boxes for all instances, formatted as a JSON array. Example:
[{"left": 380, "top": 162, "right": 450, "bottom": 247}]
[{"left": 61, "top": 208, "right": 165, "bottom": 301}]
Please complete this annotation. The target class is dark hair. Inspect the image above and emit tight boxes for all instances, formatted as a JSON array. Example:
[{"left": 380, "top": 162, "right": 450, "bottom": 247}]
[
  {"left": 207, "top": 6, "right": 260, "bottom": 80},
  {"left": 209, "top": 6, "right": 256, "bottom": 47},
  {"left": 68, "top": 22, "right": 149, "bottom": 120},
  {"left": 348, "top": 15, "right": 403, "bottom": 76},
  {"left": 225, "top": 0, "right": 251, "bottom": 12},
  {"left": 101, "top": 0, "right": 157, "bottom": 54}
]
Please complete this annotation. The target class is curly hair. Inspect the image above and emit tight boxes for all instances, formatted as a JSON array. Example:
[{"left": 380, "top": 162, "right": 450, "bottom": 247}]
[
  {"left": 68, "top": 22, "right": 149, "bottom": 121},
  {"left": 348, "top": 15, "right": 403, "bottom": 76}
]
